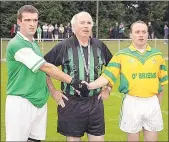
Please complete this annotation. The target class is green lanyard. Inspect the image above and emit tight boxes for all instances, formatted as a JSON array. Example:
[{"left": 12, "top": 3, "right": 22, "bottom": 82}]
[{"left": 79, "top": 41, "right": 90, "bottom": 82}]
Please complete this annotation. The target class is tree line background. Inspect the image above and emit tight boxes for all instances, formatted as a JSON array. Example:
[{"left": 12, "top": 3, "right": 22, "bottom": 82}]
[{"left": 0, "top": 1, "right": 168, "bottom": 38}]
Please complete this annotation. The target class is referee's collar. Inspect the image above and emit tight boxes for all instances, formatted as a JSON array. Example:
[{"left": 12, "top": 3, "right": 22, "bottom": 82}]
[
  {"left": 129, "top": 43, "right": 151, "bottom": 52},
  {"left": 17, "top": 32, "right": 35, "bottom": 42},
  {"left": 73, "top": 35, "right": 93, "bottom": 47}
]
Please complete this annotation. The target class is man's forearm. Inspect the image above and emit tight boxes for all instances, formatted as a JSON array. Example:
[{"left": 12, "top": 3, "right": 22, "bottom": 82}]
[
  {"left": 40, "top": 62, "right": 72, "bottom": 84},
  {"left": 46, "top": 75, "right": 56, "bottom": 95},
  {"left": 89, "top": 76, "right": 109, "bottom": 89},
  {"left": 157, "top": 86, "right": 164, "bottom": 105}
]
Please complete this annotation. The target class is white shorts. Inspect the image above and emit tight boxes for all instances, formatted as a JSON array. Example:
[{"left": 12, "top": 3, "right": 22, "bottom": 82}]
[
  {"left": 119, "top": 95, "right": 163, "bottom": 133},
  {"left": 5, "top": 95, "right": 47, "bottom": 141}
]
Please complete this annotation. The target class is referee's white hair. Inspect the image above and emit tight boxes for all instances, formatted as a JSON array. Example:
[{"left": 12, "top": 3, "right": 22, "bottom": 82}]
[{"left": 71, "top": 11, "right": 93, "bottom": 34}]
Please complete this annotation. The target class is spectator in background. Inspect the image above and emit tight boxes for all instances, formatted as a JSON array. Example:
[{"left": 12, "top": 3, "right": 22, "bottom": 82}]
[
  {"left": 109, "top": 26, "right": 113, "bottom": 39},
  {"left": 164, "top": 24, "right": 168, "bottom": 44},
  {"left": 10, "top": 26, "right": 14, "bottom": 37},
  {"left": 119, "top": 22, "right": 125, "bottom": 39},
  {"left": 64, "top": 25, "right": 67, "bottom": 38},
  {"left": 54, "top": 24, "right": 59, "bottom": 40},
  {"left": 111, "top": 26, "right": 116, "bottom": 39},
  {"left": 66, "top": 23, "right": 72, "bottom": 38},
  {"left": 37, "top": 24, "right": 42, "bottom": 42},
  {"left": 114, "top": 22, "right": 119, "bottom": 39},
  {"left": 148, "top": 22, "right": 154, "bottom": 39},
  {"left": 15, "top": 24, "right": 20, "bottom": 32},
  {"left": 59, "top": 24, "right": 64, "bottom": 39},
  {"left": 48, "top": 23, "right": 54, "bottom": 40},
  {"left": 42, "top": 23, "right": 48, "bottom": 39},
  {"left": 10, "top": 24, "right": 16, "bottom": 37}
]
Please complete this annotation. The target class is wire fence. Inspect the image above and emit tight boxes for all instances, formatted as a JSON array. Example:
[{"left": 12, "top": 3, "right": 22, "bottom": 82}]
[{"left": 1, "top": 38, "right": 168, "bottom": 61}]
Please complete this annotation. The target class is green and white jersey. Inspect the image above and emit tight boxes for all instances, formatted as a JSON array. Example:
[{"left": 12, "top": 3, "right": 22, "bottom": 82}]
[{"left": 6, "top": 32, "right": 49, "bottom": 108}]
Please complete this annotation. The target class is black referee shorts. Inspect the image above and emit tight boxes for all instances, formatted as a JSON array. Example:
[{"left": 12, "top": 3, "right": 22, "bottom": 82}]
[{"left": 57, "top": 95, "right": 105, "bottom": 137}]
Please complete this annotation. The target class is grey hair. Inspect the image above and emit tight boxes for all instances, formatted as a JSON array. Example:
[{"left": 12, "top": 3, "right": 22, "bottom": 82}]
[{"left": 71, "top": 11, "right": 93, "bottom": 33}]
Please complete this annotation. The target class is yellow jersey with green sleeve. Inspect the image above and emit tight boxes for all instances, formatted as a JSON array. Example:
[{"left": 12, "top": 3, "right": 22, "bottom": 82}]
[{"left": 102, "top": 44, "right": 168, "bottom": 98}]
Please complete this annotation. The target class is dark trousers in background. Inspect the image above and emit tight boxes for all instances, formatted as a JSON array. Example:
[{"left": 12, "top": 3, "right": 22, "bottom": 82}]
[
  {"left": 119, "top": 33, "right": 124, "bottom": 39},
  {"left": 43, "top": 31, "right": 48, "bottom": 39}
]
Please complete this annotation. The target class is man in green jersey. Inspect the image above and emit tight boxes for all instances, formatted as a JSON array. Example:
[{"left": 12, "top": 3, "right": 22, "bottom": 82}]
[{"left": 5, "top": 5, "right": 88, "bottom": 142}]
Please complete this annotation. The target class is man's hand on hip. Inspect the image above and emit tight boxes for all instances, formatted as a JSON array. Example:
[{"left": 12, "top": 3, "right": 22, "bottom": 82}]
[
  {"left": 98, "top": 86, "right": 111, "bottom": 100},
  {"left": 51, "top": 90, "right": 68, "bottom": 108}
]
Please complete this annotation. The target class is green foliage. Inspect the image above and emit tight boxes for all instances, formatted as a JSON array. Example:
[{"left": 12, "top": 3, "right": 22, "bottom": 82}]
[{"left": 0, "top": 1, "right": 168, "bottom": 38}]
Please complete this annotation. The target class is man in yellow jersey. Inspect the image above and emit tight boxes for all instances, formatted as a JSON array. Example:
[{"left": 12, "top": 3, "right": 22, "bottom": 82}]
[{"left": 87, "top": 21, "right": 168, "bottom": 141}]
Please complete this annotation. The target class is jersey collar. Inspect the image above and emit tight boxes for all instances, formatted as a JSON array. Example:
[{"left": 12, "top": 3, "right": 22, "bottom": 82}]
[
  {"left": 129, "top": 43, "right": 151, "bottom": 52},
  {"left": 17, "top": 32, "right": 35, "bottom": 42},
  {"left": 73, "top": 35, "right": 93, "bottom": 47}
]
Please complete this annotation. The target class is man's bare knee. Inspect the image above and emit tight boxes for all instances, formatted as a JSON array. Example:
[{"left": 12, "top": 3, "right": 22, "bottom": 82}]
[
  {"left": 87, "top": 133, "right": 104, "bottom": 141},
  {"left": 143, "top": 129, "right": 158, "bottom": 142},
  {"left": 66, "top": 136, "right": 81, "bottom": 142},
  {"left": 127, "top": 132, "right": 140, "bottom": 141}
]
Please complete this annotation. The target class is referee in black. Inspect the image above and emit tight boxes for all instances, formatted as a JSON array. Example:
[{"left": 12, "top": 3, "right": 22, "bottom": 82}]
[{"left": 44, "top": 11, "right": 113, "bottom": 141}]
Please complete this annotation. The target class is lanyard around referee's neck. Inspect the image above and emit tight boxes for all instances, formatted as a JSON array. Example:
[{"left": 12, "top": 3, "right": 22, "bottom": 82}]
[{"left": 79, "top": 40, "right": 90, "bottom": 82}]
